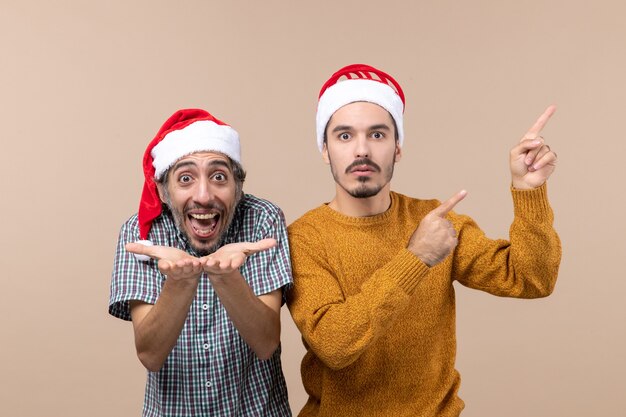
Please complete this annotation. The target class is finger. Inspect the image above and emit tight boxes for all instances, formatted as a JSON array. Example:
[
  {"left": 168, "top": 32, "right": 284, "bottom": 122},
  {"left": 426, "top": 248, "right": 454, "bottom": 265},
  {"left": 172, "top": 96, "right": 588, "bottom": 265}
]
[
  {"left": 524, "top": 136, "right": 545, "bottom": 166},
  {"left": 157, "top": 258, "right": 175, "bottom": 272},
  {"left": 125, "top": 242, "right": 153, "bottom": 256},
  {"left": 511, "top": 137, "right": 543, "bottom": 160},
  {"left": 176, "top": 258, "right": 201, "bottom": 270},
  {"left": 530, "top": 148, "right": 557, "bottom": 171},
  {"left": 432, "top": 190, "right": 468, "bottom": 217},
  {"left": 204, "top": 256, "right": 220, "bottom": 269},
  {"left": 525, "top": 105, "right": 556, "bottom": 138},
  {"left": 241, "top": 238, "right": 278, "bottom": 256},
  {"left": 126, "top": 241, "right": 162, "bottom": 260},
  {"left": 527, "top": 147, "right": 550, "bottom": 171}
]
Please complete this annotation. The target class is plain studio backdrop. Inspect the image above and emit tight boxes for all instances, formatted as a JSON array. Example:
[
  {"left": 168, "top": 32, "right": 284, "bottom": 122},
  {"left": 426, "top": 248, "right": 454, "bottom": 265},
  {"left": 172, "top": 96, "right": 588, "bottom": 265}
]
[{"left": 1, "top": 1, "right": 624, "bottom": 416}]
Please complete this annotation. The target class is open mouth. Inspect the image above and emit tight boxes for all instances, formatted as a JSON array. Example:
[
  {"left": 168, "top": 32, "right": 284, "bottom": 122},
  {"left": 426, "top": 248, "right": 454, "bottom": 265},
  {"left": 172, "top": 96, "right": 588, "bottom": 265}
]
[{"left": 188, "top": 212, "right": 220, "bottom": 238}]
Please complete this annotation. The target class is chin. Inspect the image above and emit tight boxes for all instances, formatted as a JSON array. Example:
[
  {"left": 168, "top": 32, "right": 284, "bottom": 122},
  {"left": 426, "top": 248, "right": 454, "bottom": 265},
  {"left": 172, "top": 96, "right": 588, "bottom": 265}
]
[
  {"left": 190, "top": 240, "right": 219, "bottom": 256},
  {"left": 349, "top": 185, "right": 383, "bottom": 199}
]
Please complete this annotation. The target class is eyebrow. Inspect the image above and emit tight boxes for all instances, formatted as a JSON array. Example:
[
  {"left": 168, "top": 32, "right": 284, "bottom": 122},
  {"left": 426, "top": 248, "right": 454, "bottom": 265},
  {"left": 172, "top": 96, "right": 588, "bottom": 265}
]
[
  {"left": 171, "top": 159, "right": 232, "bottom": 174},
  {"left": 368, "top": 124, "right": 392, "bottom": 131},
  {"left": 331, "top": 123, "right": 391, "bottom": 133}
]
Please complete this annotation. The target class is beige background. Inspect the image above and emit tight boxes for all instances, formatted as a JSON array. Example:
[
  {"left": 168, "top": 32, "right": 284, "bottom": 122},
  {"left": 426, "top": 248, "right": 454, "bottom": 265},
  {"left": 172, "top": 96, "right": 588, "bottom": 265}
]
[{"left": 1, "top": 1, "right": 624, "bottom": 416}]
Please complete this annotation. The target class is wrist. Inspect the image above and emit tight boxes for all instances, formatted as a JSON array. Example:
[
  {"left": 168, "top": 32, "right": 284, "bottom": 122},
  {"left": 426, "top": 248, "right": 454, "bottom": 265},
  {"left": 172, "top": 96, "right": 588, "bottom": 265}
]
[
  {"left": 164, "top": 274, "right": 200, "bottom": 287},
  {"left": 511, "top": 177, "right": 543, "bottom": 190}
]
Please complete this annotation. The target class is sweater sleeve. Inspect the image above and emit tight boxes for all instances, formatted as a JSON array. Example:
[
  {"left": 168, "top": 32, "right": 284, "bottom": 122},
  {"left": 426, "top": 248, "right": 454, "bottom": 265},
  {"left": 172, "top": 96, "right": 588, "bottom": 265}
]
[
  {"left": 452, "top": 183, "right": 561, "bottom": 298},
  {"left": 287, "top": 224, "right": 429, "bottom": 370}
]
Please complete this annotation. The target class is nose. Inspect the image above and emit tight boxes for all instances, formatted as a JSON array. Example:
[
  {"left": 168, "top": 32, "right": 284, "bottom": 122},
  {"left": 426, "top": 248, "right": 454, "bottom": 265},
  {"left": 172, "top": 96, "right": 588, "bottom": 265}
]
[
  {"left": 193, "top": 177, "right": 213, "bottom": 205},
  {"left": 354, "top": 134, "right": 370, "bottom": 158}
]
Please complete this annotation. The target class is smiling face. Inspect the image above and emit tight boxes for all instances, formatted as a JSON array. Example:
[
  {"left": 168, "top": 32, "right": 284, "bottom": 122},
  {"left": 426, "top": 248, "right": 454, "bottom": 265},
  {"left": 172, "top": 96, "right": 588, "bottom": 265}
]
[
  {"left": 156, "top": 151, "right": 240, "bottom": 255},
  {"left": 323, "top": 101, "right": 401, "bottom": 200}
]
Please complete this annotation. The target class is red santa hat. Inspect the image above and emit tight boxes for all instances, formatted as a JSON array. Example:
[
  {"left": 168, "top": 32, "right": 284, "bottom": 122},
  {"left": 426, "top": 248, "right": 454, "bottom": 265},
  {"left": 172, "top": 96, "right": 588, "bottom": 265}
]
[
  {"left": 137, "top": 108, "right": 240, "bottom": 241},
  {"left": 316, "top": 64, "right": 406, "bottom": 152}
]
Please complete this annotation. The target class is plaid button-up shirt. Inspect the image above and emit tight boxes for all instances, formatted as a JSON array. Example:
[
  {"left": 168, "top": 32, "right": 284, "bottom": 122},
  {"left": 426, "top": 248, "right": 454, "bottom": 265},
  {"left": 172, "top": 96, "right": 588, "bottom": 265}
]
[{"left": 109, "top": 194, "right": 293, "bottom": 416}]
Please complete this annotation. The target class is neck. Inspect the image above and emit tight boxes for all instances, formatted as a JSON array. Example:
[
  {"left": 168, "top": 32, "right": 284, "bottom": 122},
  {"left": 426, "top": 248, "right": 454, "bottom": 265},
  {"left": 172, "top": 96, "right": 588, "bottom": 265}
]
[{"left": 328, "top": 183, "right": 392, "bottom": 217}]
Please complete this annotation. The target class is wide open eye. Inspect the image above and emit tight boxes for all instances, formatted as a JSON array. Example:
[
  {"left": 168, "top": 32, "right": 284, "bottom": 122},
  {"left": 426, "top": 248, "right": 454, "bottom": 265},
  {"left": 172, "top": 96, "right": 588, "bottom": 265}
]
[
  {"left": 179, "top": 174, "right": 192, "bottom": 183},
  {"left": 339, "top": 132, "right": 351, "bottom": 140},
  {"left": 372, "top": 131, "right": 384, "bottom": 139},
  {"left": 212, "top": 172, "right": 227, "bottom": 182}
]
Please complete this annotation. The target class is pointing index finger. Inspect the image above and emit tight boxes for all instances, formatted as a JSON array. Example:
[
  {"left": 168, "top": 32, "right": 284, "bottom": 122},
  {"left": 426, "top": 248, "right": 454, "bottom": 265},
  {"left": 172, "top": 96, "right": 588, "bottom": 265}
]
[
  {"left": 433, "top": 190, "right": 467, "bottom": 217},
  {"left": 525, "top": 104, "right": 556, "bottom": 137}
]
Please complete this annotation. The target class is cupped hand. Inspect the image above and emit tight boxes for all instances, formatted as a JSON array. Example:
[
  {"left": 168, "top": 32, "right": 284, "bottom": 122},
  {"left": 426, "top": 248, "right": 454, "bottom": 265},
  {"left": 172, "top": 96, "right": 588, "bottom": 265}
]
[{"left": 125, "top": 242, "right": 203, "bottom": 281}]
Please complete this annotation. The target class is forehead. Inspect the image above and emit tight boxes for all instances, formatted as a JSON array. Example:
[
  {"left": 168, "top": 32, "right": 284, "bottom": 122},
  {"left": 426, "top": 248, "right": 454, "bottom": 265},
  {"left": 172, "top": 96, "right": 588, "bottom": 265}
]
[
  {"left": 329, "top": 101, "right": 394, "bottom": 127},
  {"left": 172, "top": 152, "right": 230, "bottom": 169},
  {"left": 170, "top": 151, "right": 232, "bottom": 172}
]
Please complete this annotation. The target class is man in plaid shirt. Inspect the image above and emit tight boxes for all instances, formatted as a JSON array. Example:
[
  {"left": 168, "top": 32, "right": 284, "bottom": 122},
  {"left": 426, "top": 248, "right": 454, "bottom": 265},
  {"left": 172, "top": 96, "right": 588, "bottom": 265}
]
[{"left": 109, "top": 108, "right": 292, "bottom": 416}]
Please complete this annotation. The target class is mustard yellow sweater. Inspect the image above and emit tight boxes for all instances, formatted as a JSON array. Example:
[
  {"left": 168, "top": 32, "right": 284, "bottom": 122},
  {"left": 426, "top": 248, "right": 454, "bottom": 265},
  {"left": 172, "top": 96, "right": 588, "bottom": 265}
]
[{"left": 287, "top": 185, "right": 561, "bottom": 417}]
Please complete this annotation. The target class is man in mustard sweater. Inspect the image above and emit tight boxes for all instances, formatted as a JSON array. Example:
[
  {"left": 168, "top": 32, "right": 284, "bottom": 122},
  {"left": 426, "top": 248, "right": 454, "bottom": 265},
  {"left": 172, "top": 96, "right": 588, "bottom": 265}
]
[{"left": 287, "top": 64, "right": 561, "bottom": 416}]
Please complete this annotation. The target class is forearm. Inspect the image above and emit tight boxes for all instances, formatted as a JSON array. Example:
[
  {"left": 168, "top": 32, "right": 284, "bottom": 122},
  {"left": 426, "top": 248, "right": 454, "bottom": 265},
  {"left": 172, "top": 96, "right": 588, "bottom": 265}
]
[
  {"left": 508, "top": 184, "right": 561, "bottom": 296},
  {"left": 454, "top": 184, "right": 561, "bottom": 298},
  {"left": 209, "top": 272, "right": 281, "bottom": 360},
  {"left": 289, "top": 249, "right": 427, "bottom": 369},
  {"left": 130, "top": 277, "right": 199, "bottom": 371}
]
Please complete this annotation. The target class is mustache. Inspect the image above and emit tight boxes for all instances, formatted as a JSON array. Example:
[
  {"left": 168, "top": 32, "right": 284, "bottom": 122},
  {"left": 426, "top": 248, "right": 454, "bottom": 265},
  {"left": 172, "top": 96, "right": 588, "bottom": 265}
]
[
  {"left": 184, "top": 201, "right": 225, "bottom": 214},
  {"left": 345, "top": 158, "right": 381, "bottom": 174}
]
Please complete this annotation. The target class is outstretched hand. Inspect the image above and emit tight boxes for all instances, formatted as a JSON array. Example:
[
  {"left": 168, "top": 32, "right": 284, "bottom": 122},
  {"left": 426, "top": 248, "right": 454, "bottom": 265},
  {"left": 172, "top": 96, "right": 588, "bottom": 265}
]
[
  {"left": 126, "top": 238, "right": 278, "bottom": 280},
  {"left": 125, "top": 242, "right": 203, "bottom": 281},
  {"left": 510, "top": 105, "right": 558, "bottom": 189},
  {"left": 408, "top": 190, "right": 467, "bottom": 267},
  {"left": 202, "top": 238, "right": 277, "bottom": 277}
]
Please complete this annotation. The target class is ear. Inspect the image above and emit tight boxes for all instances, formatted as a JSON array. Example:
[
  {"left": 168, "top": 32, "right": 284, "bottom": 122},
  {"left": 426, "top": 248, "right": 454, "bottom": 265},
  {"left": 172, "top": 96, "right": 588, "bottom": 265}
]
[
  {"left": 156, "top": 182, "right": 167, "bottom": 204},
  {"left": 322, "top": 142, "right": 331, "bottom": 165},
  {"left": 394, "top": 143, "right": 402, "bottom": 163}
]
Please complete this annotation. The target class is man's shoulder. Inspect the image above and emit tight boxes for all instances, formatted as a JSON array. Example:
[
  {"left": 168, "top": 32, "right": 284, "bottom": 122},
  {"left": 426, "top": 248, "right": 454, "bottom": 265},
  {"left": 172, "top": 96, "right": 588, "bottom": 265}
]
[
  {"left": 118, "top": 211, "right": 178, "bottom": 244},
  {"left": 391, "top": 191, "right": 441, "bottom": 212},
  {"left": 226, "top": 194, "right": 287, "bottom": 243},
  {"left": 239, "top": 193, "right": 284, "bottom": 216},
  {"left": 120, "top": 212, "right": 139, "bottom": 228}
]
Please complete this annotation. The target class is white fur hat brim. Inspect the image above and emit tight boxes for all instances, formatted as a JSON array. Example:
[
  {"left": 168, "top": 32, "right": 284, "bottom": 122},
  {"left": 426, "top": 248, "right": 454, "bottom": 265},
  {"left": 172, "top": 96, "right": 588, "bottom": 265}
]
[
  {"left": 316, "top": 79, "right": 404, "bottom": 152},
  {"left": 151, "top": 120, "right": 240, "bottom": 179}
]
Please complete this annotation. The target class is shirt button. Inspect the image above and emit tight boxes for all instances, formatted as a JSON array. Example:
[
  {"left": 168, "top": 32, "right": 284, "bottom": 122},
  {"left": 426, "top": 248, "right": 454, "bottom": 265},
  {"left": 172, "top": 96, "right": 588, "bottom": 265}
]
[
  {"left": 206, "top": 380, "right": 212, "bottom": 388},
  {"left": 203, "top": 343, "right": 210, "bottom": 350},
  {"left": 202, "top": 304, "right": 208, "bottom": 310}
]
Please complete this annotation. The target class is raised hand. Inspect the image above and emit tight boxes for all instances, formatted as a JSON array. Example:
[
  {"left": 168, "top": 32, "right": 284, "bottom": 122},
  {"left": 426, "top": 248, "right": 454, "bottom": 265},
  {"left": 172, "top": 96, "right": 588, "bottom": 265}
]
[
  {"left": 202, "top": 238, "right": 278, "bottom": 277},
  {"left": 125, "top": 242, "right": 203, "bottom": 281},
  {"left": 408, "top": 190, "right": 467, "bottom": 267},
  {"left": 510, "top": 105, "right": 558, "bottom": 189}
]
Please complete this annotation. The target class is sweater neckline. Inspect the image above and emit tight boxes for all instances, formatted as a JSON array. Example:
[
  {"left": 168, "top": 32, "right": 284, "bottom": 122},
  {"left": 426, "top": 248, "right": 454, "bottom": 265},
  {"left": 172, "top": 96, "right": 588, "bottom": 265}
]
[{"left": 320, "top": 192, "right": 398, "bottom": 225}]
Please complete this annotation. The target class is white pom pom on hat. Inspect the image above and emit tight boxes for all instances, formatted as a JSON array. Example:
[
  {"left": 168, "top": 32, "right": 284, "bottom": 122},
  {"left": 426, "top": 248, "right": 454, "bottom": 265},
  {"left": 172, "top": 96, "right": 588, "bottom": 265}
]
[
  {"left": 132, "top": 240, "right": 154, "bottom": 262},
  {"left": 315, "top": 64, "right": 406, "bottom": 153}
]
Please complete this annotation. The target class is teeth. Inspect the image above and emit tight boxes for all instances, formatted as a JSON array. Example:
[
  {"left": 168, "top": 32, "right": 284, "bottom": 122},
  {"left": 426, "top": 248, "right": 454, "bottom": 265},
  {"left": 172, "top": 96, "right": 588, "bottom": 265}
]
[{"left": 190, "top": 213, "right": 217, "bottom": 220}]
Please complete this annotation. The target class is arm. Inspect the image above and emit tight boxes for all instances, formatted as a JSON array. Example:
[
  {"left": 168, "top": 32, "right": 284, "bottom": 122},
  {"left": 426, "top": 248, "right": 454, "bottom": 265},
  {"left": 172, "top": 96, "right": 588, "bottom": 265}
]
[
  {"left": 125, "top": 244, "right": 203, "bottom": 372},
  {"left": 127, "top": 238, "right": 285, "bottom": 361},
  {"left": 453, "top": 106, "right": 561, "bottom": 297},
  {"left": 202, "top": 239, "right": 283, "bottom": 360},
  {"left": 288, "top": 227, "right": 429, "bottom": 370},
  {"left": 452, "top": 184, "right": 561, "bottom": 298}
]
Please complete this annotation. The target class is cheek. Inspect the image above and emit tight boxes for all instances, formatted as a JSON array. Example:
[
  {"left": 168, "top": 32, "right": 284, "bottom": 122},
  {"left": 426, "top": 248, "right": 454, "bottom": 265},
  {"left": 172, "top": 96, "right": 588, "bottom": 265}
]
[{"left": 220, "top": 184, "right": 239, "bottom": 205}]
